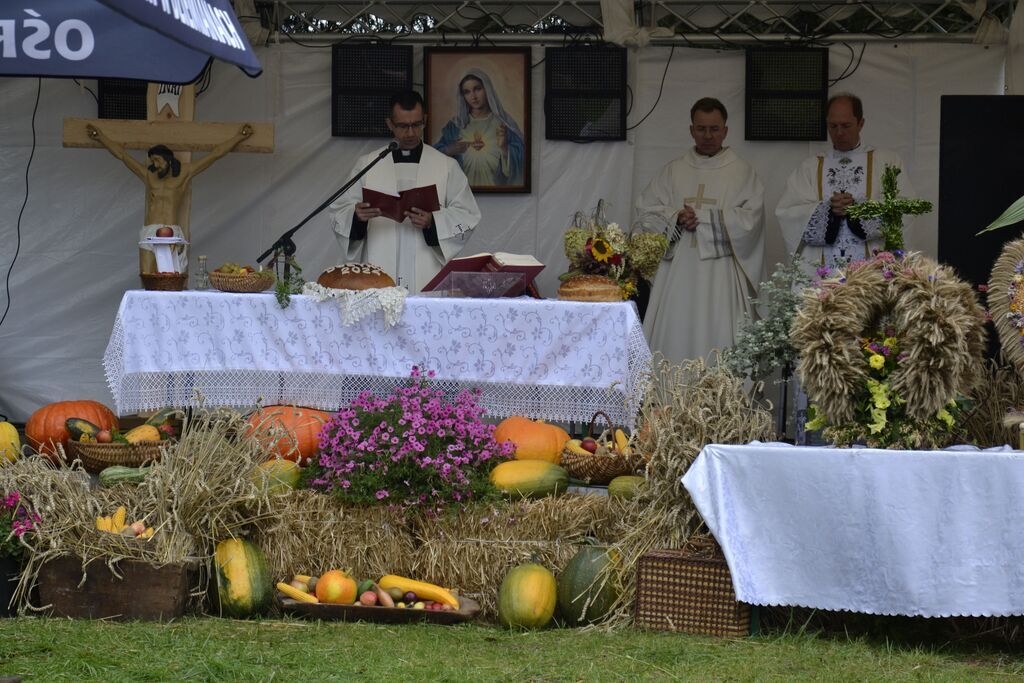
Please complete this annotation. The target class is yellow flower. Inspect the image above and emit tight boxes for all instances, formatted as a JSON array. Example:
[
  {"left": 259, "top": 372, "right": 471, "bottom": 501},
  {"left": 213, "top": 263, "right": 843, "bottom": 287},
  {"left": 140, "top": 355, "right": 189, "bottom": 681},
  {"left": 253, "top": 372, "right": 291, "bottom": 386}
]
[
  {"left": 868, "top": 406, "right": 888, "bottom": 433},
  {"left": 869, "top": 354, "right": 886, "bottom": 370},
  {"left": 883, "top": 337, "right": 898, "bottom": 349},
  {"left": 805, "top": 406, "right": 828, "bottom": 431},
  {"left": 936, "top": 407, "right": 954, "bottom": 429},
  {"left": 591, "top": 238, "right": 613, "bottom": 263}
]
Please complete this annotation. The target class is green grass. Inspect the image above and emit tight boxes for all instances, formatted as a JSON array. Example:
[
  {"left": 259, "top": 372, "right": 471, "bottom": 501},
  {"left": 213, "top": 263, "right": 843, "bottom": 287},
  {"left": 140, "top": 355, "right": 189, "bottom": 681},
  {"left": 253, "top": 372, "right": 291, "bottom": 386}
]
[{"left": 1, "top": 618, "right": 1023, "bottom": 681}]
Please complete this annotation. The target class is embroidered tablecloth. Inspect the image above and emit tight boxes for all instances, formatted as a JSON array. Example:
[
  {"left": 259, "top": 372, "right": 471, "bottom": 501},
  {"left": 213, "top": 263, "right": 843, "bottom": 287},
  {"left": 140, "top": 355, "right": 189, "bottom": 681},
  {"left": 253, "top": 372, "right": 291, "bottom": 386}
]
[
  {"left": 682, "top": 442, "right": 1024, "bottom": 617},
  {"left": 104, "top": 290, "right": 650, "bottom": 426}
]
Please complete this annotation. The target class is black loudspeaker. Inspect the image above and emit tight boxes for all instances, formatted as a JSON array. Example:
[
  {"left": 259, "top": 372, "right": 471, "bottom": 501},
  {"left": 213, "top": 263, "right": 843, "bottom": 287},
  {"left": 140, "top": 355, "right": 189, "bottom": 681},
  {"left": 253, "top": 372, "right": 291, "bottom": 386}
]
[
  {"left": 939, "top": 95, "right": 1024, "bottom": 358},
  {"left": 545, "top": 46, "right": 627, "bottom": 142},
  {"left": 331, "top": 44, "right": 414, "bottom": 137},
  {"left": 97, "top": 78, "right": 148, "bottom": 120},
  {"left": 745, "top": 48, "right": 828, "bottom": 141}
]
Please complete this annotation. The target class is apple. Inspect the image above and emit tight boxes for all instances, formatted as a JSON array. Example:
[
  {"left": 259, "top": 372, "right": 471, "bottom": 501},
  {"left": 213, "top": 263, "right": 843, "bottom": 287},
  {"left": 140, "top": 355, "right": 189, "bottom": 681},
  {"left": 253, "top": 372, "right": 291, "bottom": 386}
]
[
  {"left": 155, "top": 226, "right": 174, "bottom": 238},
  {"left": 96, "top": 429, "right": 112, "bottom": 443},
  {"left": 580, "top": 438, "right": 599, "bottom": 453}
]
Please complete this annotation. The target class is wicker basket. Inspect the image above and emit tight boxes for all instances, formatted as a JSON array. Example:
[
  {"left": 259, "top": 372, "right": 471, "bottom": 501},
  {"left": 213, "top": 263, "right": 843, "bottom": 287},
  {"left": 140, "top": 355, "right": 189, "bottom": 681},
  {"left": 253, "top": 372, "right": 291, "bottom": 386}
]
[
  {"left": 560, "top": 411, "right": 639, "bottom": 484},
  {"left": 208, "top": 270, "right": 275, "bottom": 293},
  {"left": 140, "top": 272, "right": 187, "bottom": 291},
  {"left": 635, "top": 537, "right": 751, "bottom": 637},
  {"left": 66, "top": 441, "right": 164, "bottom": 474}
]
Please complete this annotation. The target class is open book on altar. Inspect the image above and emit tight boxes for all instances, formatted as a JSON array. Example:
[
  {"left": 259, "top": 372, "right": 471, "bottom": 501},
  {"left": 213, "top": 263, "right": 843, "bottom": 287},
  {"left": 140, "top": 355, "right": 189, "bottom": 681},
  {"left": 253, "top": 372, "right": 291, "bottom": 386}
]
[
  {"left": 362, "top": 185, "right": 440, "bottom": 223},
  {"left": 421, "top": 252, "right": 545, "bottom": 298}
]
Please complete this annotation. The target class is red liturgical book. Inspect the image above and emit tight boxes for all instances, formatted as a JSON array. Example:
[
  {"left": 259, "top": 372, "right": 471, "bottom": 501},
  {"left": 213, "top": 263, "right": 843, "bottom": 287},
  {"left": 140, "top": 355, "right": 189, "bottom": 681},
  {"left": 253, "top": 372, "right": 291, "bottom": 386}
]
[
  {"left": 362, "top": 185, "right": 441, "bottom": 222},
  {"left": 421, "top": 252, "right": 545, "bottom": 297}
]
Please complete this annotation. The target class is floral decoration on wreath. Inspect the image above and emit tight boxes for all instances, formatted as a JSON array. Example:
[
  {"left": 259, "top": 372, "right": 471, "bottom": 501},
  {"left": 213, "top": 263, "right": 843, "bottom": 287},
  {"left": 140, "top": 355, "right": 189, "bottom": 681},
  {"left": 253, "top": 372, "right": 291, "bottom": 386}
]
[
  {"left": 791, "top": 251, "right": 987, "bottom": 449},
  {"left": 559, "top": 200, "right": 668, "bottom": 299},
  {"left": 987, "top": 237, "right": 1024, "bottom": 378}
]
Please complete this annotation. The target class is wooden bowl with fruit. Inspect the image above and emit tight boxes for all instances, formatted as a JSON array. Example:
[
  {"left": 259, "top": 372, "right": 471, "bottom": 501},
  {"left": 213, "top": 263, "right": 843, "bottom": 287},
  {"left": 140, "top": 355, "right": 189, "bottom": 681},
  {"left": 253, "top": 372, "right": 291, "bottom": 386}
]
[{"left": 208, "top": 262, "right": 275, "bottom": 293}]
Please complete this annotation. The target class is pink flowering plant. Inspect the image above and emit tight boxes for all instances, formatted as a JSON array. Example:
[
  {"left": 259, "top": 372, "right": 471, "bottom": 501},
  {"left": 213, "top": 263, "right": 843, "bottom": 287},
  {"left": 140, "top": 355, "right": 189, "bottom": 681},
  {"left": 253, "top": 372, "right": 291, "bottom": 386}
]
[
  {"left": 309, "top": 367, "right": 514, "bottom": 511},
  {"left": 2, "top": 491, "right": 40, "bottom": 562}
]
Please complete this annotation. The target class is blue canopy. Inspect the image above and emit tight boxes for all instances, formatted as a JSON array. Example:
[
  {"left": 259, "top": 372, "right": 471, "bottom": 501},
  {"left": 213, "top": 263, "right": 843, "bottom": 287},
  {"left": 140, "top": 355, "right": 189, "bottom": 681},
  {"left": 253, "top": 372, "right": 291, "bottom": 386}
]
[{"left": 0, "top": 0, "right": 262, "bottom": 83}]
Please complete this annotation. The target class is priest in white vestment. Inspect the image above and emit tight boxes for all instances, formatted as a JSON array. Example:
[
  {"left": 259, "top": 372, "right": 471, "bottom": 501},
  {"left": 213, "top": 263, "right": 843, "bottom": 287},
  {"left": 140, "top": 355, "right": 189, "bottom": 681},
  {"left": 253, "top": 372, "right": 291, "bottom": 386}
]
[
  {"left": 776, "top": 93, "right": 911, "bottom": 273},
  {"left": 331, "top": 91, "right": 481, "bottom": 292},
  {"left": 638, "top": 98, "right": 766, "bottom": 365}
]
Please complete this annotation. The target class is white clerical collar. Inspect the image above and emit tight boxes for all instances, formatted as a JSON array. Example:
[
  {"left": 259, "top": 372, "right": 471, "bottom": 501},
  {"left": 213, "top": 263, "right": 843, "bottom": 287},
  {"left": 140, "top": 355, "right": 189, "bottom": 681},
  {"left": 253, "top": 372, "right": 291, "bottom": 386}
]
[
  {"left": 694, "top": 146, "right": 728, "bottom": 159},
  {"left": 830, "top": 143, "right": 862, "bottom": 158}
]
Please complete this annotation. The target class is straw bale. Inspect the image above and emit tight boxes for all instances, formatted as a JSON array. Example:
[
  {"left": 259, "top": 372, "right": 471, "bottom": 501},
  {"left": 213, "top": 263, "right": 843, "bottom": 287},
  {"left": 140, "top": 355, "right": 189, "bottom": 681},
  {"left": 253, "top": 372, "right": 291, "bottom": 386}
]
[
  {"left": 411, "top": 496, "right": 625, "bottom": 617},
  {"left": 253, "top": 491, "right": 417, "bottom": 582}
]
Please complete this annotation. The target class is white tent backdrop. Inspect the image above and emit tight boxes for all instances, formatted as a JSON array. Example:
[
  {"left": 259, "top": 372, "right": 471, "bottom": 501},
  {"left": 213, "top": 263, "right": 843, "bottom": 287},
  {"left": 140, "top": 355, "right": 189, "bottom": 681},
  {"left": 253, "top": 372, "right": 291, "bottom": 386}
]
[{"left": 0, "top": 42, "right": 1005, "bottom": 421}]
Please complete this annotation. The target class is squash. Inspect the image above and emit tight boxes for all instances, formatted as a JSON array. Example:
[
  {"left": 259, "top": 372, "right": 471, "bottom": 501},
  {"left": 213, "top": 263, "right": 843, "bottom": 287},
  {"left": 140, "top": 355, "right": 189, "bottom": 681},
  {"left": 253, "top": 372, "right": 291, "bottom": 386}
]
[
  {"left": 0, "top": 421, "right": 20, "bottom": 463},
  {"left": 123, "top": 424, "right": 161, "bottom": 443},
  {"left": 243, "top": 405, "right": 331, "bottom": 465},
  {"left": 490, "top": 460, "right": 568, "bottom": 499},
  {"left": 65, "top": 418, "right": 101, "bottom": 442},
  {"left": 378, "top": 575, "right": 460, "bottom": 609},
  {"left": 557, "top": 545, "right": 619, "bottom": 626},
  {"left": 214, "top": 538, "right": 273, "bottom": 618},
  {"left": 25, "top": 400, "right": 118, "bottom": 461},
  {"left": 607, "top": 475, "right": 644, "bottom": 500},
  {"left": 253, "top": 459, "right": 301, "bottom": 494},
  {"left": 493, "top": 416, "right": 570, "bottom": 464},
  {"left": 98, "top": 465, "right": 150, "bottom": 487},
  {"left": 498, "top": 563, "right": 557, "bottom": 629}
]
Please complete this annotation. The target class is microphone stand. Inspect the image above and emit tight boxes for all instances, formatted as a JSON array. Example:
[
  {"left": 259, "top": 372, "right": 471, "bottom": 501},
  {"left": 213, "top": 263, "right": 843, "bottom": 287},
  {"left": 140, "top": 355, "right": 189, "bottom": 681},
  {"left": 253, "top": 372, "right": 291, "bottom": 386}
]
[{"left": 256, "top": 141, "right": 399, "bottom": 279}]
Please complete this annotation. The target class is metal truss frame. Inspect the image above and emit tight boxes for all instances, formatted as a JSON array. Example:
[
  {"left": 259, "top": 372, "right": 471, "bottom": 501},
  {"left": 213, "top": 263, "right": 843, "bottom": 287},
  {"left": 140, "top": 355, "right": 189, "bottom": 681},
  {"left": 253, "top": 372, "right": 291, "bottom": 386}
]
[{"left": 250, "top": 1, "right": 1017, "bottom": 45}]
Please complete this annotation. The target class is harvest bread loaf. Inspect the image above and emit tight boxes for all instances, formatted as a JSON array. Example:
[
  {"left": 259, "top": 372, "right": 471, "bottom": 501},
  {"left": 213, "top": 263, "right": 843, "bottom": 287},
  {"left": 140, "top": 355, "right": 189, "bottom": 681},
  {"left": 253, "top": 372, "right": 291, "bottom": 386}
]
[
  {"left": 317, "top": 263, "right": 395, "bottom": 290},
  {"left": 557, "top": 275, "right": 623, "bottom": 302}
]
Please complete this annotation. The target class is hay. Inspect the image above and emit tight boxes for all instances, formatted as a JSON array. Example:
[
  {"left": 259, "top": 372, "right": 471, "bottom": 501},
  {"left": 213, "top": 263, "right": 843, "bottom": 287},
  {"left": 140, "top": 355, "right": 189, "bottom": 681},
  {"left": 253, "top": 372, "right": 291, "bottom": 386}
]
[
  {"left": 252, "top": 491, "right": 417, "bottom": 582},
  {"left": 411, "top": 496, "right": 624, "bottom": 617},
  {"left": 962, "top": 358, "right": 1024, "bottom": 448},
  {"left": 599, "top": 356, "right": 775, "bottom": 629},
  {"left": 0, "top": 409, "right": 280, "bottom": 613}
]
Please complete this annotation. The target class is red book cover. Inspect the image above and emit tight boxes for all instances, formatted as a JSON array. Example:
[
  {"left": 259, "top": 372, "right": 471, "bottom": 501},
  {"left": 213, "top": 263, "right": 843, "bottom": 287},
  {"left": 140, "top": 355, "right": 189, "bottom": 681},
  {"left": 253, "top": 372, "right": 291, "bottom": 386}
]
[
  {"left": 421, "top": 252, "right": 545, "bottom": 297},
  {"left": 362, "top": 185, "right": 440, "bottom": 222}
]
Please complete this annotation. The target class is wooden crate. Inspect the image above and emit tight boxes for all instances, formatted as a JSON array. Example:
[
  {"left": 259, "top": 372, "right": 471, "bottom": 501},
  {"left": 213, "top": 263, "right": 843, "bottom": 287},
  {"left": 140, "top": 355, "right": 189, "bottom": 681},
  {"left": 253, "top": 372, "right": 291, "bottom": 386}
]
[
  {"left": 635, "top": 548, "right": 752, "bottom": 637},
  {"left": 39, "top": 556, "right": 199, "bottom": 621}
]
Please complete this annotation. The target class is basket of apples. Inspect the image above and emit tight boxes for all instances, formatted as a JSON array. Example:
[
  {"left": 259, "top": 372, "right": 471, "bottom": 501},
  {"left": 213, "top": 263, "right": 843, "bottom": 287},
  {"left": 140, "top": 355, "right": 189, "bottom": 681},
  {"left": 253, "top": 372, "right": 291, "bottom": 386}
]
[
  {"left": 560, "top": 411, "right": 640, "bottom": 484},
  {"left": 209, "top": 262, "right": 275, "bottom": 293}
]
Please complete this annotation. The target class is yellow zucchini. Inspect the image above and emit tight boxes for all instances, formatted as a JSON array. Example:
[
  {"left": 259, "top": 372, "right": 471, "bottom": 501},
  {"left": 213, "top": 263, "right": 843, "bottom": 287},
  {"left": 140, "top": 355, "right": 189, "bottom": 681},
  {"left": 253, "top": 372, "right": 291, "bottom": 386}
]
[
  {"left": 378, "top": 575, "right": 460, "bottom": 609},
  {"left": 124, "top": 424, "right": 161, "bottom": 443},
  {"left": 277, "top": 581, "right": 319, "bottom": 603}
]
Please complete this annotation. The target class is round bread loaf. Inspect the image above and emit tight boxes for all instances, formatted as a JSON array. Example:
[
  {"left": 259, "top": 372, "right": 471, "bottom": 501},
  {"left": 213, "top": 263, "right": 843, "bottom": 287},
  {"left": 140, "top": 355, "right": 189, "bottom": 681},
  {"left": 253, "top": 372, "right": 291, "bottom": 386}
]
[
  {"left": 557, "top": 275, "right": 623, "bottom": 302},
  {"left": 317, "top": 263, "right": 395, "bottom": 290}
]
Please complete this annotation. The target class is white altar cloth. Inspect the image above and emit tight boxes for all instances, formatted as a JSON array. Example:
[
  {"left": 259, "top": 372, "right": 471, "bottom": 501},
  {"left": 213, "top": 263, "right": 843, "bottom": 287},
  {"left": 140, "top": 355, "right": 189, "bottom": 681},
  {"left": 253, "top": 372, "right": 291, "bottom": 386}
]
[
  {"left": 103, "top": 290, "right": 650, "bottom": 426},
  {"left": 682, "top": 443, "right": 1024, "bottom": 617}
]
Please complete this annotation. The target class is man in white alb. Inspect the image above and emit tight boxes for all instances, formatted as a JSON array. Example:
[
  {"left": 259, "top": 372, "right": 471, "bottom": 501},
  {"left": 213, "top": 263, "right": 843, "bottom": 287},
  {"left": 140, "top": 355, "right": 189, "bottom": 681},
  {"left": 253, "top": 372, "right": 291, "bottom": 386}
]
[
  {"left": 638, "top": 97, "right": 766, "bottom": 365},
  {"left": 330, "top": 91, "right": 481, "bottom": 291},
  {"left": 776, "top": 93, "right": 910, "bottom": 272}
]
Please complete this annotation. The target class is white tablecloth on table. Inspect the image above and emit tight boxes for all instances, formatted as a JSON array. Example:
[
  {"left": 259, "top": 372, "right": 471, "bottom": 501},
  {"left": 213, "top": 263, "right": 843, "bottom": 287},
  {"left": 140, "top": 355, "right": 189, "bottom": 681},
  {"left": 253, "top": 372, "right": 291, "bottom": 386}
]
[
  {"left": 103, "top": 290, "right": 650, "bottom": 426},
  {"left": 682, "top": 442, "right": 1024, "bottom": 617}
]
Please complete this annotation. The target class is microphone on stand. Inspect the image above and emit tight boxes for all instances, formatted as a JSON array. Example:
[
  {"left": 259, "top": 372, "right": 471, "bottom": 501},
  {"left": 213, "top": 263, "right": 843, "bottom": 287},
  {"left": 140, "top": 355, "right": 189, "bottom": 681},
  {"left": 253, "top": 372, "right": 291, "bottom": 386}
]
[{"left": 256, "top": 141, "right": 401, "bottom": 276}]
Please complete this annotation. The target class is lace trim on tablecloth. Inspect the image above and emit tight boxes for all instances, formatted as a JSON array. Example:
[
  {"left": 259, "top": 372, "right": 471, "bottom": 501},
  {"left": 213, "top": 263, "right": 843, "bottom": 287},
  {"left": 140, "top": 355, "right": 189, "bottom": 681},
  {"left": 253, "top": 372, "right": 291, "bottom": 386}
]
[{"left": 301, "top": 282, "right": 408, "bottom": 327}]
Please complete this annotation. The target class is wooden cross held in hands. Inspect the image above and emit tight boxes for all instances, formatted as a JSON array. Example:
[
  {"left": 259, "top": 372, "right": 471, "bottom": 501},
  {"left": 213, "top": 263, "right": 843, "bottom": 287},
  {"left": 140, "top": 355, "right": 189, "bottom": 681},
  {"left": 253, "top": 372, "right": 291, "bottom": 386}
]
[
  {"left": 63, "top": 83, "right": 274, "bottom": 274},
  {"left": 845, "top": 164, "right": 932, "bottom": 253}
]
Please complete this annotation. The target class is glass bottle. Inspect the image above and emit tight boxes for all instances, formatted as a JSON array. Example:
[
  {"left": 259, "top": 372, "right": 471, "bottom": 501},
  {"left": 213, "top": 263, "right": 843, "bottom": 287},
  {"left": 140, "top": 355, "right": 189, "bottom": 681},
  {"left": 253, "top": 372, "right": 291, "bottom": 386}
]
[{"left": 193, "top": 255, "right": 210, "bottom": 290}]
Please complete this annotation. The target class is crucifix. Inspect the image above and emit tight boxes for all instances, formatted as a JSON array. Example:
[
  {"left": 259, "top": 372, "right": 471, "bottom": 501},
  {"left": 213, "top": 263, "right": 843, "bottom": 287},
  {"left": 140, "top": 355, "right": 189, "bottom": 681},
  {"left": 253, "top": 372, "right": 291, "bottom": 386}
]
[
  {"left": 845, "top": 164, "right": 932, "bottom": 252},
  {"left": 63, "top": 83, "right": 274, "bottom": 275}
]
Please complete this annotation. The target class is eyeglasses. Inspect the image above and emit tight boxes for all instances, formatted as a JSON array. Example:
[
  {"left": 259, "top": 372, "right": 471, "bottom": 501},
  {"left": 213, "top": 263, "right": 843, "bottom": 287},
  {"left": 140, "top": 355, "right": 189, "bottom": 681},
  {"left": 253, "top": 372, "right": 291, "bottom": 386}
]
[{"left": 391, "top": 121, "right": 426, "bottom": 132}]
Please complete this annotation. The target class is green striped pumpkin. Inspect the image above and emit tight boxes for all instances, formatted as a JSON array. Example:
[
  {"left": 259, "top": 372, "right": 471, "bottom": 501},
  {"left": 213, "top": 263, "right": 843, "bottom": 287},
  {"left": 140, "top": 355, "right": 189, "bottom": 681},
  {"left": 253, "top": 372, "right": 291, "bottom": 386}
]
[
  {"left": 214, "top": 538, "right": 273, "bottom": 618},
  {"left": 557, "top": 545, "right": 619, "bottom": 626}
]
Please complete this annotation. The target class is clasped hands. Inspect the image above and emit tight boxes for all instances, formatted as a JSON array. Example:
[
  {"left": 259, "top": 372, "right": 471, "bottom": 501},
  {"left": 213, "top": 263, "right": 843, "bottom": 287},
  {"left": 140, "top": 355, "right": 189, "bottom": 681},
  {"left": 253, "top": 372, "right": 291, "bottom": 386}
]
[
  {"left": 830, "top": 191, "right": 855, "bottom": 216},
  {"left": 675, "top": 204, "right": 699, "bottom": 232},
  {"left": 354, "top": 202, "right": 433, "bottom": 230}
]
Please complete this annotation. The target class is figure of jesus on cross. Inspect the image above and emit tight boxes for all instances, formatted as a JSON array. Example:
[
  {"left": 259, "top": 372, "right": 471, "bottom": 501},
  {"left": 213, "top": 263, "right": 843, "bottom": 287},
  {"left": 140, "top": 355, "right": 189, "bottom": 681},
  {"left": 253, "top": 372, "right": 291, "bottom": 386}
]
[{"left": 846, "top": 164, "right": 932, "bottom": 252}]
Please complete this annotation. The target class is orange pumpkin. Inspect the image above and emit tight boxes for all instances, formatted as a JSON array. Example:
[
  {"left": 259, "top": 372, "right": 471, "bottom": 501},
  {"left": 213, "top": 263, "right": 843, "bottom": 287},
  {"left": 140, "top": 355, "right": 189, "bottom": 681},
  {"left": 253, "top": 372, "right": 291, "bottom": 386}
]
[
  {"left": 25, "top": 400, "right": 118, "bottom": 462},
  {"left": 493, "top": 416, "right": 570, "bottom": 465},
  {"left": 243, "top": 405, "right": 331, "bottom": 465}
]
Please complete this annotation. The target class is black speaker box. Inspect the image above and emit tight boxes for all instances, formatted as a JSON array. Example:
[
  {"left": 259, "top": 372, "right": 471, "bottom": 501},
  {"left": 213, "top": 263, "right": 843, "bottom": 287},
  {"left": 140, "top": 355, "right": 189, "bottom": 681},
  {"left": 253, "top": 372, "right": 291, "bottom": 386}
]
[
  {"left": 331, "top": 44, "right": 414, "bottom": 137},
  {"left": 98, "top": 78, "right": 148, "bottom": 120},
  {"left": 545, "top": 46, "right": 627, "bottom": 142},
  {"left": 745, "top": 48, "right": 828, "bottom": 141}
]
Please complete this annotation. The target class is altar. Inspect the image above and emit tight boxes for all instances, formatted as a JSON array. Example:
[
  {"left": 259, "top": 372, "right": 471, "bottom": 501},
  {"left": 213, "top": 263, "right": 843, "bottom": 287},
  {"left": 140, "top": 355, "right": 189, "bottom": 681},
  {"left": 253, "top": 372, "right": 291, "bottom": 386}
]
[
  {"left": 103, "top": 290, "right": 651, "bottom": 426},
  {"left": 683, "top": 443, "right": 1024, "bottom": 618}
]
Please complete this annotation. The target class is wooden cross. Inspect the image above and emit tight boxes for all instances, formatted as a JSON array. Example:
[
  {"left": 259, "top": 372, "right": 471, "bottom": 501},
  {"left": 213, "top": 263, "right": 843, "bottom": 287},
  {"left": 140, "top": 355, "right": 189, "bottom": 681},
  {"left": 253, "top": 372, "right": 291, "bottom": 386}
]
[
  {"left": 845, "top": 164, "right": 932, "bottom": 252},
  {"left": 685, "top": 183, "right": 718, "bottom": 210},
  {"left": 63, "top": 83, "right": 274, "bottom": 274}
]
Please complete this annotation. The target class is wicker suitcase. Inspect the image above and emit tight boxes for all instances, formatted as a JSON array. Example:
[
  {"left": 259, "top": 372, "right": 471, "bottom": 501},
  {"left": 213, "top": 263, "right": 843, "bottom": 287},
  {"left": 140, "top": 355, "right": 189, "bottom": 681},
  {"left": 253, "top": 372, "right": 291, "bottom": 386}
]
[{"left": 635, "top": 547, "right": 752, "bottom": 637}]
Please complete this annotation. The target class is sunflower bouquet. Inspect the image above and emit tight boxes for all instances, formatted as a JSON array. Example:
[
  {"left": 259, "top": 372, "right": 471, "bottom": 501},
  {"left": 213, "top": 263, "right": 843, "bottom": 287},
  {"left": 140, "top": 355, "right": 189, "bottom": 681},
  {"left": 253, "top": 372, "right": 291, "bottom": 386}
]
[{"left": 559, "top": 201, "right": 668, "bottom": 299}]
